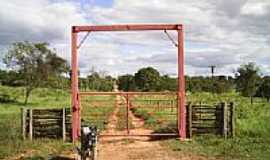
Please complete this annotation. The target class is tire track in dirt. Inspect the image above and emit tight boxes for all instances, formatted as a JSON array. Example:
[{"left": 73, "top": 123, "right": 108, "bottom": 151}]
[
  {"left": 99, "top": 106, "right": 220, "bottom": 160},
  {"left": 99, "top": 84, "right": 126, "bottom": 141},
  {"left": 97, "top": 86, "right": 192, "bottom": 160},
  {"left": 98, "top": 100, "right": 214, "bottom": 160}
]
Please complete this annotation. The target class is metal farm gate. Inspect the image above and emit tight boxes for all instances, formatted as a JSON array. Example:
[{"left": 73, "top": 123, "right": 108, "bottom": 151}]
[
  {"left": 71, "top": 24, "right": 186, "bottom": 142},
  {"left": 79, "top": 92, "right": 179, "bottom": 138}
]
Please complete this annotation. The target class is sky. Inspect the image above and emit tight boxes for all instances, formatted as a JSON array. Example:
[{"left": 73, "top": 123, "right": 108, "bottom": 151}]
[{"left": 0, "top": 0, "right": 269, "bottom": 77}]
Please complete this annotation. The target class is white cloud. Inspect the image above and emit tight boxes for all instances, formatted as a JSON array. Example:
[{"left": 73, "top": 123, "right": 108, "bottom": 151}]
[
  {"left": 1, "top": 0, "right": 270, "bottom": 76},
  {"left": 84, "top": 0, "right": 270, "bottom": 76},
  {"left": 0, "top": 0, "right": 87, "bottom": 44},
  {"left": 241, "top": 1, "right": 268, "bottom": 16}
]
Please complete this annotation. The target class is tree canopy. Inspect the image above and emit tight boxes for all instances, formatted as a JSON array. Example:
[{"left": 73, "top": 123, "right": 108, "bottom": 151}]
[
  {"left": 117, "top": 74, "right": 136, "bottom": 91},
  {"left": 134, "top": 67, "right": 160, "bottom": 91},
  {"left": 3, "top": 42, "right": 68, "bottom": 104},
  {"left": 235, "top": 62, "right": 260, "bottom": 104},
  {"left": 257, "top": 76, "right": 270, "bottom": 102}
]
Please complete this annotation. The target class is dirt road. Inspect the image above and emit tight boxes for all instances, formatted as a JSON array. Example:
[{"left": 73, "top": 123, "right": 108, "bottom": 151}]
[
  {"left": 98, "top": 90, "right": 179, "bottom": 160},
  {"left": 97, "top": 87, "right": 214, "bottom": 160}
]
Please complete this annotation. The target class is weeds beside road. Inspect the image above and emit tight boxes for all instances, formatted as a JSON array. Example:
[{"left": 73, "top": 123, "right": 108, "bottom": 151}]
[{"left": 1, "top": 85, "right": 270, "bottom": 159}]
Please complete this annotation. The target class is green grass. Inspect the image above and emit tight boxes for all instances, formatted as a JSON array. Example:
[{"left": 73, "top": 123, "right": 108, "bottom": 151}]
[
  {"left": 164, "top": 136, "right": 270, "bottom": 160},
  {"left": 1, "top": 85, "right": 270, "bottom": 159},
  {"left": 0, "top": 85, "right": 118, "bottom": 159},
  {"left": 131, "top": 96, "right": 177, "bottom": 132},
  {"left": 169, "top": 92, "right": 270, "bottom": 160},
  {"left": 116, "top": 105, "right": 134, "bottom": 131},
  {"left": 80, "top": 95, "right": 115, "bottom": 131},
  {"left": 0, "top": 85, "right": 72, "bottom": 159},
  {"left": 131, "top": 92, "right": 270, "bottom": 159},
  {"left": 0, "top": 86, "right": 114, "bottom": 159}
]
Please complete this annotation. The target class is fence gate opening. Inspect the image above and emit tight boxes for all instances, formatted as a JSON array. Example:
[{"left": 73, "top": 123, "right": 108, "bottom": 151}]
[
  {"left": 71, "top": 24, "right": 186, "bottom": 142},
  {"left": 80, "top": 92, "right": 179, "bottom": 138}
]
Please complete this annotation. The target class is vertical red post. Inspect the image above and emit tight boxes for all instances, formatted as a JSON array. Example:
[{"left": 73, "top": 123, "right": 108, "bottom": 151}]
[
  {"left": 71, "top": 27, "right": 80, "bottom": 142},
  {"left": 177, "top": 26, "right": 186, "bottom": 139}
]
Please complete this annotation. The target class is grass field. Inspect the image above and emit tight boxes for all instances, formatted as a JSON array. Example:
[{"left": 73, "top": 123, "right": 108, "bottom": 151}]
[
  {"left": 128, "top": 92, "right": 270, "bottom": 159},
  {"left": 131, "top": 95, "right": 178, "bottom": 132},
  {"left": 166, "top": 92, "right": 270, "bottom": 160},
  {"left": 0, "top": 86, "right": 71, "bottom": 159},
  {"left": 1, "top": 85, "right": 270, "bottom": 159},
  {"left": 80, "top": 95, "right": 115, "bottom": 130}
]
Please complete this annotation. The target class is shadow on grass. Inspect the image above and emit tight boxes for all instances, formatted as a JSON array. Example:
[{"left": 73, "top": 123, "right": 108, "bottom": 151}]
[
  {"left": 22, "top": 156, "right": 45, "bottom": 160},
  {"left": 149, "top": 135, "right": 179, "bottom": 141},
  {"left": 0, "top": 99, "right": 26, "bottom": 106},
  {"left": 23, "top": 155, "right": 75, "bottom": 160},
  {"left": 49, "top": 156, "right": 75, "bottom": 160},
  {"left": 130, "top": 107, "right": 179, "bottom": 141},
  {"left": 149, "top": 123, "right": 179, "bottom": 141}
]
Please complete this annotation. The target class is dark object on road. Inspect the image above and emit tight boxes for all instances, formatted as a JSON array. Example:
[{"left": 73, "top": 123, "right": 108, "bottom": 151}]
[{"left": 77, "top": 125, "right": 98, "bottom": 160}]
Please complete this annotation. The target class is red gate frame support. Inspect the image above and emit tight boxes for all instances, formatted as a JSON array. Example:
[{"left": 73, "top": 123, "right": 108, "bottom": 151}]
[
  {"left": 71, "top": 24, "right": 186, "bottom": 142},
  {"left": 178, "top": 27, "right": 186, "bottom": 140}
]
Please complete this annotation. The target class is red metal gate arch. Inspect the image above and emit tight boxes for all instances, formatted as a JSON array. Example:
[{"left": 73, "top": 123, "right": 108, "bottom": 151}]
[{"left": 71, "top": 24, "right": 186, "bottom": 142}]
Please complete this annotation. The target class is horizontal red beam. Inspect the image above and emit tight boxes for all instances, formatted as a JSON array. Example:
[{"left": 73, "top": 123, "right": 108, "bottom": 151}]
[
  {"left": 72, "top": 24, "right": 182, "bottom": 32},
  {"left": 79, "top": 92, "right": 178, "bottom": 96}
]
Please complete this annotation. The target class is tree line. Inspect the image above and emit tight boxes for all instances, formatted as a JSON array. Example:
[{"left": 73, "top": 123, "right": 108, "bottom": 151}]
[
  {"left": 118, "top": 64, "right": 270, "bottom": 103},
  {"left": 1, "top": 42, "right": 270, "bottom": 104}
]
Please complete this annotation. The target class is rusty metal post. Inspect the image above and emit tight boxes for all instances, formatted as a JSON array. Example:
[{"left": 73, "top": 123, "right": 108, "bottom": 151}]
[
  {"left": 71, "top": 27, "right": 80, "bottom": 142},
  {"left": 177, "top": 26, "right": 186, "bottom": 140}
]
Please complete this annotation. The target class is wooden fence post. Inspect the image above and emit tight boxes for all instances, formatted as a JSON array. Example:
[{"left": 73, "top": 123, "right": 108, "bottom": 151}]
[
  {"left": 221, "top": 102, "right": 227, "bottom": 139},
  {"left": 126, "top": 94, "right": 129, "bottom": 134},
  {"left": 171, "top": 100, "right": 174, "bottom": 112},
  {"left": 187, "top": 102, "right": 192, "bottom": 138},
  {"left": 29, "top": 108, "right": 33, "bottom": 140},
  {"left": 62, "top": 107, "right": 66, "bottom": 141},
  {"left": 230, "top": 102, "right": 235, "bottom": 137},
  {"left": 21, "top": 108, "right": 26, "bottom": 140}
]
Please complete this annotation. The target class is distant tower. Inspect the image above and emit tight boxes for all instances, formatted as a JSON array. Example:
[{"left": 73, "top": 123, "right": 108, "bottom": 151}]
[
  {"left": 209, "top": 65, "right": 216, "bottom": 78},
  {"left": 209, "top": 65, "right": 216, "bottom": 93}
]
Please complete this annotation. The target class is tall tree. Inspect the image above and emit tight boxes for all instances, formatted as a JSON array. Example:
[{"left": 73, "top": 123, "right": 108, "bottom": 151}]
[
  {"left": 87, "top": 72, "right": 100, "bottom": 91},
  {"left": 83, "top": 71, "right": 114, "bottom": 91},
  {"left": 4, "top": 42, "right": 67, "bottom": 104},
  {"left": 235, "top": 62, "right": 261, "bottom": 104},
  {"left": 117, "top": 74, "right": 136, "bottom": 91},
  {"left": 257, "top": 76, "right": 270, "bottom": 102},
  {"left": 134, "top": 67, "right": 160, "bottom": 91},
  {"left": 213, "top": 76, "right": 233, "bottom": 94}
]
